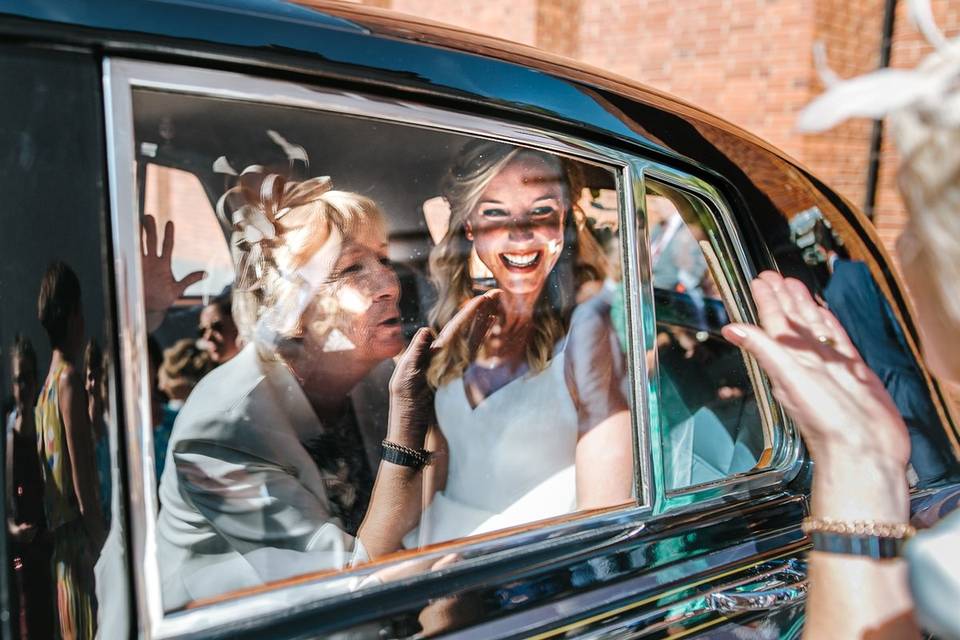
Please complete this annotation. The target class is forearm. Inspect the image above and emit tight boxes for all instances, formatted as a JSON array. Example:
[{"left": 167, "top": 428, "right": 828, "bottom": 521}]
[
  {"left": 357, "top": 416, "right": 426, "bottom": 558},
  {"left": 803, "top": 454, "right": 918, "bottom": 640},
  {"left": 358, "top": 463, "right": 423, "bottom": 558},
  {"left": 575, "top": 411, "right": 633, "bottom": 509}
]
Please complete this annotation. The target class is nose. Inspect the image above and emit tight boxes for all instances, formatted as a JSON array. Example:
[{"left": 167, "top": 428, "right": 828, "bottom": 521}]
[
  {"left": 508, "top": 215, "right": 534, "bottom": 241},
  {"left": 371, "top": 260, "right": 401, "bottom": 302}
]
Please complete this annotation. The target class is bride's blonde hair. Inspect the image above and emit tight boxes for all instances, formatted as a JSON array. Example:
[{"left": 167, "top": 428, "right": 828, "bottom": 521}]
[
  {"left": 427, "top": 140, "right": 607, "bottom": 388},
  {"left": 218, "top": 168, "right": 386, "bottom": 345}
]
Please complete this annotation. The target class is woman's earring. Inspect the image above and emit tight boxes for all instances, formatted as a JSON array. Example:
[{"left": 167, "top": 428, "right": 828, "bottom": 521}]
[{"left": 464, "top": 222, "right": 474, "bottom": 241}]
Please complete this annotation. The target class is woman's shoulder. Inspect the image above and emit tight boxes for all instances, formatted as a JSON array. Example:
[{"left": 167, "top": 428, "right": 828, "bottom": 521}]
[
  {"left": 172, "top": 348, "right": 271, "bottom": 441},
  {"left": 567, "top": 289, "right": 616, "bottom": 341}
]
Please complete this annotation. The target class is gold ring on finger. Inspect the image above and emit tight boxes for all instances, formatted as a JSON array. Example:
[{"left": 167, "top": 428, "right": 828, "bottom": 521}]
[{"left": 815, "top": 334, "right": 836, "bottom": 348}]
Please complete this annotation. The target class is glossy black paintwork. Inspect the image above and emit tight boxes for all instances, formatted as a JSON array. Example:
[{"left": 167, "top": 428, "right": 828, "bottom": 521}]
[{"left": 1, "top": 2, "right": 956, "bottom": 638}]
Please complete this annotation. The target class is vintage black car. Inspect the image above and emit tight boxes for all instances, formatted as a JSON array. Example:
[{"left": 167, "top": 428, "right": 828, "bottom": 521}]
[{"left": 1, "top": 1, "right": 958, "bottom": 638}]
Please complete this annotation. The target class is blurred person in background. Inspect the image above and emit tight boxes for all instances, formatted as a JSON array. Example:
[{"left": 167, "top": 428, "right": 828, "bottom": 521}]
[
  {"left": 5, "top": 335, "right": 53, "bottom": 640},
  {"left": 36, "top": 261, "right": 106, "bottom": 639},
  {"left": 198, "top": 290, "right": 240, "bottom": 365},
  {"left": 790, "top": 208, "right": 954, "bottom": 486},
  {"left": 84, "top": 339, "right": 111, "bottom": 527},
  {"left": 155, "top": 338, "right": 213, "bottom": 480},
  {"left": 723, "top": 4, "right": 960, "bottom": 637}
]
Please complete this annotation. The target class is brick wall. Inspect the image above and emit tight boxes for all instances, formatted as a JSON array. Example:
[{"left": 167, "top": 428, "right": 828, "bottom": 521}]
[{"left": 364, "top": 0, "right": 960, "bottom": 261}]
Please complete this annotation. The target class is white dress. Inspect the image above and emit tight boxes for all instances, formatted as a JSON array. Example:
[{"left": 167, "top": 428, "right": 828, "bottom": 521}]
[{"left": 406, "top": 347, "right": 579, "bottom": 547}]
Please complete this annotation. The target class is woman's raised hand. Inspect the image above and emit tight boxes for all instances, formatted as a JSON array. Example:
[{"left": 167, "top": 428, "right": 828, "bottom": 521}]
[
  {"left": 432, "top": 289, "right": 503, "bottom": 360},
  {"left": 387, "top": 291, "right": 502, "bottom": 447},
  {"left": 141, "top": 215, "right": 207, "bottom": 332},
  {"left": 388, "top": 327, "right": 437, "bottom": 448},
  {"left": 721, "top": 271, "right": 909, "bottom": 469}
]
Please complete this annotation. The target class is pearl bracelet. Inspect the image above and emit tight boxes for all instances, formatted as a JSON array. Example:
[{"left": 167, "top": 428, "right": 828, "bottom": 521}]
[{"left": 803, "top": 517, "right": 915, "bottom": 559}]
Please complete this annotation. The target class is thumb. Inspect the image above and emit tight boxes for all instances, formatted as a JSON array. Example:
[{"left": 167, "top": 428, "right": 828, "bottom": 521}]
[
  {"left": 178, "top": 270, "right": 207, "bottom": 289},
  {"left": 721, "top": 323, "right": 794, "bottom": 383}
]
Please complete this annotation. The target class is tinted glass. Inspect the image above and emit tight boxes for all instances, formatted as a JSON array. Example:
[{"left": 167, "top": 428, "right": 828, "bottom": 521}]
[
  {"left": 0, "top": 48, "right": 129, "bottom": 640},
  {"left": 130, "top": 89, "right": 638, "bottom": 611},
  {"left": 646, "top": 180, "right": 770, "bottom": 490}
]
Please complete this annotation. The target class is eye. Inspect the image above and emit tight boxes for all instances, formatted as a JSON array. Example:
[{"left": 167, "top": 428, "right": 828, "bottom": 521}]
[
  {"left": 339, "top": 262, "right": 363, "bottom": 275},
  {"left": 530, "top": 205, "right": 556, "bottom": 217},
  {"left": 480, "top": 207, "right": 509, "bottom": 218}
]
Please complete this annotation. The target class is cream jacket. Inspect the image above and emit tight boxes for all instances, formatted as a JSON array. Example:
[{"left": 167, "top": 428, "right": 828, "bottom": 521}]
[{"left": 155, "top": 344, "right": 382, "bottom": 610}]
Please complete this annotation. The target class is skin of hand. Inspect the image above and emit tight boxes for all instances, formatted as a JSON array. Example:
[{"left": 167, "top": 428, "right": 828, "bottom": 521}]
[
  {"left": 721, "top": 270, "right": 917, "bottom": 640},
  {"left": 360, "top": 293, "right": 503, "bottom": 559},
  {"left": 141, "top": 215, "right": 206, "bottom": 332},
  {"left": 360, "top": 327, "right": 446, "bottom": 558}
]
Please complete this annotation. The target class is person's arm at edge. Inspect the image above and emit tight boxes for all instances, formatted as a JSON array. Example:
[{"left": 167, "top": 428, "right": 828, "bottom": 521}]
[
  {"left": 722, "top": 272, "right": 919, "bottom": 640},
  {"left": 59, "top": 365, "right": 107, "bottom": 551},
  {"left": 565, "top": 304, "right": 634, "bottom": 509}
]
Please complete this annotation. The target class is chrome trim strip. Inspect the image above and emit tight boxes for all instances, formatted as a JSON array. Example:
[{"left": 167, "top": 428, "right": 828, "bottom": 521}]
[
  {"left": 460, "top": 526, "right": 808, "bottom": 639},
  {"left": 102, "top": 58, "right": 166, "bottom": 638}
]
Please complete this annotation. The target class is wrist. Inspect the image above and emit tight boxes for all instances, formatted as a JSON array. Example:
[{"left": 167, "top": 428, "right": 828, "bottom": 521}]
[
  {"left": 385, "top": 426, "right": 426, "bottom": 450},
  {"left": 811, "top": 456, "right": 910, "bottom": 523}
]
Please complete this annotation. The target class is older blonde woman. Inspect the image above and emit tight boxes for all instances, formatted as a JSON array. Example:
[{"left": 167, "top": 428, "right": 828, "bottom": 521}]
[
  {"left": 408, "top": 140, "right": 634, "bottom": 546},
  {"left": 156, "top": 170, "right": 435, "bottom": 609}
]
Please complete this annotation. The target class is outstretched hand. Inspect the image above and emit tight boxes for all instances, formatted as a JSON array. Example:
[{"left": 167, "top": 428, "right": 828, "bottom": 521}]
[
  {"left": 388, "top": 327, "right": 438, "bottom": 448},
  {"left": 387, "top": 290, "right": 503, "bottom": 448},
  {"left": 432, "top": 289, "right": 503, "bottom": 360},
  {"left": 721, "top": 271, "right": 909, "bottom": 468},
  {"left": 141, "top": 215, "right": 206, "bottom": 332}
]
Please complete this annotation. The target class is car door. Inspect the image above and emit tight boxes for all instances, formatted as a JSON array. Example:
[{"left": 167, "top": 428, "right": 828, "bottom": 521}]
[
  {"left": 96, "top": 55, "right": 823, "bottom": 639},
  {"left": 0, "top": 45, "right": 132, "bottom": 640}
]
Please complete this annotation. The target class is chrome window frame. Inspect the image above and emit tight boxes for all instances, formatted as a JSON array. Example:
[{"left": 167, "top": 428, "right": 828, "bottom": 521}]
[
  {"left": 103, "top": 58, "right": 799, "bottom": 638},
  {"left": 638, "top": 166, "right": 802, "bottom": 511}
]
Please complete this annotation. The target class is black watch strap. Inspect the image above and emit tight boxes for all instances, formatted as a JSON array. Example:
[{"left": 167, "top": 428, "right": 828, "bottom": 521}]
[{"left": 381, "top": 440, "right": 430, "bottom": 470}]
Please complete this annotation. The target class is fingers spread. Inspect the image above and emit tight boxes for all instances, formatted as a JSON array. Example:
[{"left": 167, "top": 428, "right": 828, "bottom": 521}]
[
  {"left": 178, "top": 270, "right": 207, "bottom": 292},
  {"left": 161, "top": 220, "right": 176, "bottom": 259},
  {"left": 142, "top": 215, "right": 158, "bottom": 257}
]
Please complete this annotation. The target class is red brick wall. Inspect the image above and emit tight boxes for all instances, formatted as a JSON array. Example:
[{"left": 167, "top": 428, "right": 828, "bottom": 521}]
[
  {"left": 364, "top": 0, "right": 960, "bottom": 261},
  {"left": 872, "top": 0, "right": 960, "bottom": 250}
]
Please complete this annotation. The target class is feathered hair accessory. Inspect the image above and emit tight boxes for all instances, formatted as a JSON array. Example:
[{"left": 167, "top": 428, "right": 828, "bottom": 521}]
[{"left": 797, "top": 0, "right": 960, "bottom": 325}]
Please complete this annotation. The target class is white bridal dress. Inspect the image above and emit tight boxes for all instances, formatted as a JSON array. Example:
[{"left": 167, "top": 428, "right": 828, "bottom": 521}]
[{"left": 406, "top": 349, "right": 578, "bottom": 547}]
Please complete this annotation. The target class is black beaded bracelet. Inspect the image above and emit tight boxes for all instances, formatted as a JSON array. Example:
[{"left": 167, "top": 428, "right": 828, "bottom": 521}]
[{"left": 381, "top": 439, "right": 431, "bottom": 470}]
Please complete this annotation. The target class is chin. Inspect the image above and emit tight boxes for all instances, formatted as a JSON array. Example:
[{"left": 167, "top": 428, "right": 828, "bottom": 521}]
[{"left": 496, "top": 275, "right": 547, "bottom": 297}]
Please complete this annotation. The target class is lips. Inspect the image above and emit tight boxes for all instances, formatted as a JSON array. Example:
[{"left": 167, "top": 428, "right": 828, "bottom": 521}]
[
  {"left": 378, "top": 315, "right": 400, "bottom": 327},
  {"left": 499, "top": 251, "right": 541, "bottom": 271}
]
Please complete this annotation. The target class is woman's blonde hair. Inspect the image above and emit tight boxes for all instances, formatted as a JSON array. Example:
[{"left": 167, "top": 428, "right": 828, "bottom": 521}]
[
  {"left": 427, "top": 140, "right": 607, "bottom": 387},
  {"left": 218, "top": 168, "right": 387, "bottom": 345}
]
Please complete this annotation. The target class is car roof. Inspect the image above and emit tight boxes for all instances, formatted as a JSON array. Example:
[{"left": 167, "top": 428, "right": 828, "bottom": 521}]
[{"left": 2, "top": 0, "right": 797, "bottom": 169}]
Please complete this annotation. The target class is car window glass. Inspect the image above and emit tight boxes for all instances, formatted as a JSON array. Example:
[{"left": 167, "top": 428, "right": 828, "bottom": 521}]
[
  {"left": 0, "top": 48, "right": 129, "bottom": 640},
  {"left": 646, "top": 180, "right": 771, "bottom": 490},
  {"left": 132, "top": 89, "right": 638, "bottom": 611}
]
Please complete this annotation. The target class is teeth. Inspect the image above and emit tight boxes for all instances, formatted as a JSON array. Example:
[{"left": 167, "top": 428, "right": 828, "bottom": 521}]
[{"left": 502, "top": 252, "right": 538, "bottom": 267}]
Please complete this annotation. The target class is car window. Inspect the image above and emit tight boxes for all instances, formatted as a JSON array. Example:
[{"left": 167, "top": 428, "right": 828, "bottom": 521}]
[
  {"left": 0, "top": 48, "right": 129, "bottom": 639},
  {"left": 645, "top": 180, "right": 772, "bottom": 490},
  {"left": 130, "top": 87, "right": 639, "bottom": 611}
]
